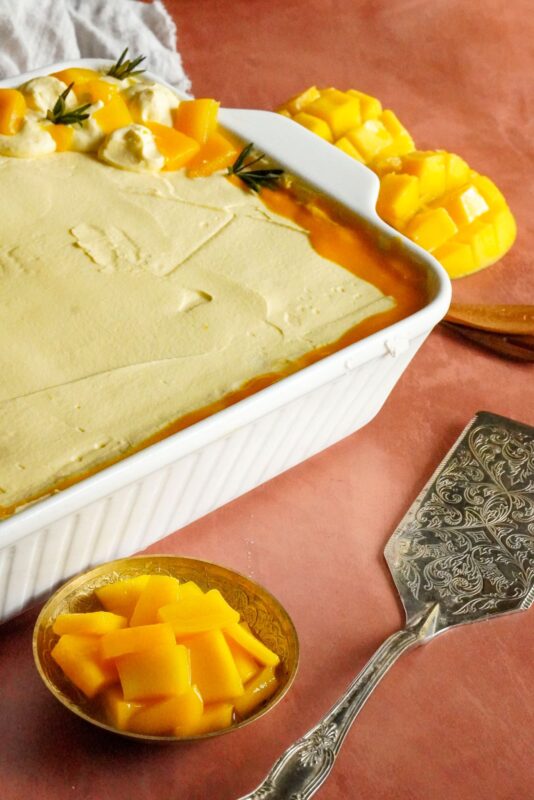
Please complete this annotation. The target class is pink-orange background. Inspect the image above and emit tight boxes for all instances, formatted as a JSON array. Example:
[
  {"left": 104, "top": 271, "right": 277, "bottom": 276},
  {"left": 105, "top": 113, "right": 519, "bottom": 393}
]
[{"left": 1, "top": 2, "right": 533, "bottom": 798}]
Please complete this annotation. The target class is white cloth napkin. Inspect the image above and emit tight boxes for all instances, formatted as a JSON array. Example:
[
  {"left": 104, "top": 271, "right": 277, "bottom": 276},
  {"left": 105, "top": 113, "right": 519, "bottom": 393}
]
[{"left": 0, "top": 0, "right": 191, "bottom": 92}]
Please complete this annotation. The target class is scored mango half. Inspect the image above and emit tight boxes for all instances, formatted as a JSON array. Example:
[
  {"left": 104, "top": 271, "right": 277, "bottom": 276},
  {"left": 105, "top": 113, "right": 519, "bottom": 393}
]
[{"left": 278, "top": 86, "right": 516, "bottom": 278}]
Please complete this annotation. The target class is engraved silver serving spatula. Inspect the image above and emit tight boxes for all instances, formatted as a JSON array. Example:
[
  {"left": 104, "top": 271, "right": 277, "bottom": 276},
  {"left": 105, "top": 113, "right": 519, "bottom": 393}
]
[{"left": 239, "top": 411, "right": 534, "bottom": 800}]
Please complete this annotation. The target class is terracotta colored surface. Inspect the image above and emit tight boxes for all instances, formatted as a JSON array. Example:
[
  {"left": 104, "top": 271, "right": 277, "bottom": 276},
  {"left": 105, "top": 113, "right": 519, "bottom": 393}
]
[{"left": 1, "top": 2, "right": 533, "bottom": 798}]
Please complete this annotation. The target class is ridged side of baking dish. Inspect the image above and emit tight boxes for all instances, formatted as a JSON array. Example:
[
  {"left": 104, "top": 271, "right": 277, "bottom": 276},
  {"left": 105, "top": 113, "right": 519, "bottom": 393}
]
[{"left": 0, "top": 60, "right": 451, "bottom": 623}]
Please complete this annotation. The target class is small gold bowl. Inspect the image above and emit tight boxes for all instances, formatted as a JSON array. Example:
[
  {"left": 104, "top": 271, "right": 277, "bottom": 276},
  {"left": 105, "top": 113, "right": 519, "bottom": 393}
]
[{"left": 33, "top": 554, "right": 299, "bottom": 742}]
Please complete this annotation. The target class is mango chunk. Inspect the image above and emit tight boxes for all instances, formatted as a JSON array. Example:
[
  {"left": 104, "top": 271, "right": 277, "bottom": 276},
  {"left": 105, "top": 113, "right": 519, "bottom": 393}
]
[
  {"left": 76, "top": 79, "right": 119, "bottom": 105},
  {"left": 51, "top": 68, "right": 100, "bottom": 86},
  {"left": 130, "top": 575, "right": 181, "bottom": 627},
  {"left": 44, "top": 123, "right": 74, "bottom": 152},
  {"left": 172, "top": 98, "right": 220, "bottom": 144},
  {"left": 100, "top": 622, "right": 176, "bottom": 660},
  {"left": 53, "top": 611, "right": 127, "bottom": 636},
  {"left": 346, "top": 89, "right": 382, "bottom": 120},
  {"left": 101, "top": 686, "right": 143, "bottom": 731},
  {"left": 186, "top": 629, "right": 244, "bottom": 702},
  {"left": 404, "top": 207, "right": 458, "bottom": 252},
  {"left": 439, "top": 184, "right": 489, "bottom": 227},
  {"left": 487, "top": 205, "right": 517, "bottom": 252},
  {"left": 186, "top": 131, "right": 239, "bottom": 177},
  {"left": 277, "top": 86, "right": 320, "bottom": 116},
  {"left": 457, "top": 219, "right": 500, "bottom": 266},
  {"left": 224, "top": 623, "right": 280, "bottom": 667},
  {"left": 117, "top": 643, "right": 191, "bottom": 701},
  {"left": 375, "top": 110, "right": 415, "bottom": 158},
  {"left": 305, "top": 89, "right": 361, "bottom": 138},
  {"left": 444, "top": 152, "right": 471, "bottom": 191},
  {"left": 0, "top": 88, "right": 26, "bottom": 135},
  {"left": 346, "top": 119, "right": 393, "bottom": 161},
  {"left": 178, "top": 580, "right": 204, "bottom": 600},
  {"left": 433, "top": 240, "right": 476, "bottom": 279},
  {"left": 377, "top": 173, "right": 420, "bottom": 226},
  {"left": 292, "top": 112, "right": 333, "bottom": 142},
  {"left": 227, "top": 639, "right": 261, "bottom": 684},
  {"left": 187, "top": 702, "right": 234, "bottom": 736},
  {"left": 128, "top": 686, "right": 204, "bottom": 736},
  {"left": 145, "top": 121, "right": 200, "bottom": 171},
  {"left": 233, "top": 666, "right": 279, "bottom": 719},
  {"left": 402, "top": 151, "right": 447, "bottom": 201},
  {"left": 95, "top": 575, "right": 150, "bottom": 619},
  {"left": 158, "top": 588, "right": 240, "bottom": 637},
  {"left": 92, "top": 94, "right": 133, "bottom": 134},
  {"left": 51, "top": 634, "right": 118, "bottom": 699},
  {"left": 335, "top": 136, "right": 364, "bottom": 161}
]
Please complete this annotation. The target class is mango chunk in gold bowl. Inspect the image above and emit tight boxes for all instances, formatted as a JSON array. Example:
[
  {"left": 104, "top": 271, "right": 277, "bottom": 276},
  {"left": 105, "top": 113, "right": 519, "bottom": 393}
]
[{"left": 33, "top": 554, "right": 299, "bottom": 742}]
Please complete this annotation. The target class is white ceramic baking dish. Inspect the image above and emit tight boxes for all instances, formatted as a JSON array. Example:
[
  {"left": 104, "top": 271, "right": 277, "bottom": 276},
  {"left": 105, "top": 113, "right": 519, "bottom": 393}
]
[{"left": 0, "top": 60, "right": 451, "bottom": 623}]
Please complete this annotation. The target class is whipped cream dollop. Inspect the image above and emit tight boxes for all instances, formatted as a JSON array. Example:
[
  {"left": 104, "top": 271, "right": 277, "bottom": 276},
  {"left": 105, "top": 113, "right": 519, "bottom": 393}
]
[
  {"left": 99, "top": 124, "right": 165, "bottom": 172},
  {"left": 0, "top": 118, "right": 55, "bottom": 157},
  {"left": 22, "top": 76, "right": 75, "bottom": 115},
  {"left": 124, "top": 81, "right": 180, "bottom": 126}
]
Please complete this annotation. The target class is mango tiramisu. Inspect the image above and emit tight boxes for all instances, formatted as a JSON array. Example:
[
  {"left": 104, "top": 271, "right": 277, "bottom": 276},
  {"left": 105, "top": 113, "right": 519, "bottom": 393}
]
[{"left": 0, "top": 56, "right": 426, "bottom": 517}]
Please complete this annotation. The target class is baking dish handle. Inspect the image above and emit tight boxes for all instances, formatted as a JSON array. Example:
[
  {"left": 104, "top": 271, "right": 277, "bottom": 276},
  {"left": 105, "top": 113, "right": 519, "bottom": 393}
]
[{"left": 219, "top": 108, "right": 380, "bottom": 217}]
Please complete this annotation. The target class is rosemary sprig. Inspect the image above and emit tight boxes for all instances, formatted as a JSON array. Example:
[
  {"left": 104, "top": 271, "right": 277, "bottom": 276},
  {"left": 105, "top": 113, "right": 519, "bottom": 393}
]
[
  {"left": 46, "top": 83, "right": 92, "bottom": 126},
  {"left": 227, "top": 142, "right": 284, "bottom": 193},
  {"left": 106, "top": 47, "right": 146, "bottom": 80}
]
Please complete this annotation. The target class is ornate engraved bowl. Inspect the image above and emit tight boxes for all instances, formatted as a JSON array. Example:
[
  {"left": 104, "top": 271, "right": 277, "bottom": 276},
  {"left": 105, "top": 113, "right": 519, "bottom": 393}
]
[{"left": 33, "top": 554, "right": 299, "bottom": 742}]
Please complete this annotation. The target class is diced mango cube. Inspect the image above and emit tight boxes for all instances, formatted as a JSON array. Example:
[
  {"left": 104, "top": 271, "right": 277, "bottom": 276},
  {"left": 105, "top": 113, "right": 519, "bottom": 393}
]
[
  {"left": 443, "top": 152, "right": 470, "bottom": 190},
  {"left": 375, "top": 110, "right": 415, "bottom": 158},
  {"left": 44, "top": 123, "right": 74, "bottom": 152},
  {"left": 100, "top": 622, "right": 176, "bottom": 660},
  {"left": 0, "top": 88, "right": 26, "bottom": 135},
  {"left": 404, "top": 207, "right": 458, "bottom": 252},
  {"left": 440, "top": 184, "right": 489, "bottom": 227},
  {"left": 227, "top": 639, "right": 261, "bottom": 684},
  {"left": 51, "top": 68, "right": 100, "bottom": 86},
  {"left": 305, "top": 89, "right": 361, "bottom": 138},
  {"left": 128, "top": 686, "right": 204, "bottom": 736},
  {"left": 402, "top": 151, "right": 447, "bottom": 201},
  {"left": 186, "top": 131, "right": 239, "bottom": 177},
  {"left": 233, "top": 666, "right": 279, "bottom": 719},
  {"left": 457, "top": 219, "right": 500, "bottom": 266},
  {"left": 376, "top": 173, "right": 420, "bottom": 225},
  {"left": 293, "top": 111, "right": 333, "bottom": 142},
  {"left": 93, "top": 94, "right": 133, "bottom": 134},
  {"left": 117, "top": 643, "right": 191, "bottom": 701},
  {"left": 145, "top": 121, "right": 200, "bottom": 170},
  {"left": 130, "top": 575, "right": 181, "bottom": 627},
  {"left": 223, "top": 623, "right": 280, "bottom": 667},
  {"left": 76, "top": 79, "right": 119, "bottom": 105},
  {"left": 433, "top": 240, "right": 477, "bottom": 279},
  {"left": 277, "top": 86, "right": 320, "bottom": 116},
  {"left": 334, "top": 136, "right": 364, "bottom": 161},
  {"left": 53, "top": 611, "right": 127, "bottom": 636},
  {"left": 346, "top": 89, "right": 382, "bottom": 120},
  {"left": 158, "top": 588, "right": 240, "bottom": 637},
  {"left": 51, "top": 634, "right": 118, "bottom": 699},
  {"left": 172, "top": 98, "right": 220, "bottom": 144},
  {"left": 347, "top": 119, "right": 393, "bottom": 161},
  {"left": 186, "top": 702, "right": 234, "bottom": 736},
  {"left": 186, "top": 629, "right": 244, "bottom": 703},
  {"left": 101, "top": 686, "right": 144, "bottom": 731},
  {"left": 95, "top": 575, "right": 151, "bottom": 619}
]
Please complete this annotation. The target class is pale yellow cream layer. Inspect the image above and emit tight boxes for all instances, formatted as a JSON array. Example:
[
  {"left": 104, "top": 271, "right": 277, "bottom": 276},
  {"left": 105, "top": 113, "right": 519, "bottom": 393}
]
[{"left": 0, "top": 152, "right": 394, "bottom": 511}]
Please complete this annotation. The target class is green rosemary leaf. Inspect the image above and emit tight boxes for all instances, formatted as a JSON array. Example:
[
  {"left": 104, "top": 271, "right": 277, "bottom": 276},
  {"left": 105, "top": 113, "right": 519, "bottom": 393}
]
[
  {"left": 228, "top": 143, "right": 284, "bottom": 192},
  {"left": 45, "top": 83, "right": 92, "bottom": 126},
  {"left": 107, "top": 47, "right": 146, "bottom": 80}
]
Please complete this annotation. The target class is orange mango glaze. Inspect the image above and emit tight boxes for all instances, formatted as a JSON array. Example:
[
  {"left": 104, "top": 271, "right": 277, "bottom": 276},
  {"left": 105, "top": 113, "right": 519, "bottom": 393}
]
[{"left": 0, "top": 180, "right": 427, "bottom": 518}]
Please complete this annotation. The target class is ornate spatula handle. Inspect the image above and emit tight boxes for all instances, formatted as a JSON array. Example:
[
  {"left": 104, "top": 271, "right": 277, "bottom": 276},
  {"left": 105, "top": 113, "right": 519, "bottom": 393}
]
[{"left": 238, "top": 626, "right": 420, "bottom": 800}]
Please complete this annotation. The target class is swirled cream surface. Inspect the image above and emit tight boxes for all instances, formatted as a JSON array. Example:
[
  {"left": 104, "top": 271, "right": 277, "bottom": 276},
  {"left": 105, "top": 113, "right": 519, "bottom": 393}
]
[{"left": 0, "top": 152, "right": 394, "bottom": 515}]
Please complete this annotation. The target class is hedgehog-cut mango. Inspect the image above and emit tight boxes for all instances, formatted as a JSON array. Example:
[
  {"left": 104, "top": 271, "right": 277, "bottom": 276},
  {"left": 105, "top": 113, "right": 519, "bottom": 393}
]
[{"left": 278, "top": 86, "right": 516, "bottom": 278}]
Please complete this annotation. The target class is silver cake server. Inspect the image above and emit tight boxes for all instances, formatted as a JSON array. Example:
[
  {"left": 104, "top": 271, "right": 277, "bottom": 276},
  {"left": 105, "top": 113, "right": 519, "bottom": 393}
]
[{"left": 239, "top": 411, "right": 534, "bottom": 800}]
